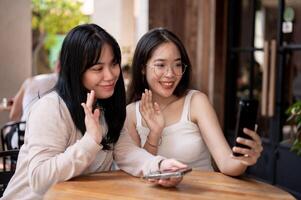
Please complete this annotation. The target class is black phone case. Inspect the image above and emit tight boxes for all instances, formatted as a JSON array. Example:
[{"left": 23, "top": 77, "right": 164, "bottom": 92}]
[{"left": 233, "top": 99, "right": 258, "bottom": 156}]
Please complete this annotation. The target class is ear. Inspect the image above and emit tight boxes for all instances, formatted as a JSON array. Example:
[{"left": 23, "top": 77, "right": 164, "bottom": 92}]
[{"left": 142, "top": 66, "right": 146, "bottom": 75}]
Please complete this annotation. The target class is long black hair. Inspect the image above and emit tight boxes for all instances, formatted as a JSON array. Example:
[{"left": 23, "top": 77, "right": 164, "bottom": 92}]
[
  {"left": 56, "top": 24, "right": 126, "bottom": 149},
  {"left": 127, "top": 27, "right": 191, "bottom": 104}
]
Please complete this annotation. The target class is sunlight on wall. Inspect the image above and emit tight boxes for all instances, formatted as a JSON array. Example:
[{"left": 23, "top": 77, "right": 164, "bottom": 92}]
[{"left": 80, "top": 0, "right": 94, "bottom": 15}]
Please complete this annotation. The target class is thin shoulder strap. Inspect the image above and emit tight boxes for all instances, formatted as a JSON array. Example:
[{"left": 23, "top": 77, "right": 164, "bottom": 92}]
[
  {"left": 180, "top": 90, "right": 197, "bottom": 122},
  {"left": 135, "top": 101, "right": 142, "bottom": 126}
]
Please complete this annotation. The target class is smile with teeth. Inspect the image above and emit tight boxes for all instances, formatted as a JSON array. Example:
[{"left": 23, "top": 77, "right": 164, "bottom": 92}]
[{"left": 160, "top": 82, "right": 174, "bottom": 87}]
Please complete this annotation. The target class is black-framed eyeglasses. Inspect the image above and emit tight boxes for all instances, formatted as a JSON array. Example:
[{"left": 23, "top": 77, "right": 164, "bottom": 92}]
[{"left": 148, "top": 63, "right": 187, "bottom": 77}]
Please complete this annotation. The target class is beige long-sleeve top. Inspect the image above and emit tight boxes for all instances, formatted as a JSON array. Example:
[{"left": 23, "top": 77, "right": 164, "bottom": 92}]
[
  {"left": 1, "top": 91, "right": 163, "bottom": 200},
  {"left": 114, "top": 119, "right": 164, "bottom": 176},
  {"left": 3, "top": 92, "right": 113, "bottom": 200}
]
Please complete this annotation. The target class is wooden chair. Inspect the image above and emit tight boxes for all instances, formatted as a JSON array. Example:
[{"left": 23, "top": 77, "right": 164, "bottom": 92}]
[{"left": 0, "top": 149, "right": 19, "bottom": 197}]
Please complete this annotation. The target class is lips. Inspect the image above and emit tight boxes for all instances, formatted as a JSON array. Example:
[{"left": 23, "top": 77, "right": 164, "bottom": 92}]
[
  {"left": 99, "top": 83, "right": 115, "bottom": 90},
  {"left": 160, "top": 81, "right": 174, "bottom": 89}
]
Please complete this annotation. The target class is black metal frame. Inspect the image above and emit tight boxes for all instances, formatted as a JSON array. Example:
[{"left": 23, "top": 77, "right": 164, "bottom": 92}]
[
  {"left": 0, "top": 149, "right": 19, "bottom": 197},
  {"left": 226, "top": 0, "right": 301, "bottom": 198},
  {"left": 1, "top": 121, "right": 26, "bottom": 151},
  {"left": 0, "top": 121, "right": 26, "bottom": 171}
]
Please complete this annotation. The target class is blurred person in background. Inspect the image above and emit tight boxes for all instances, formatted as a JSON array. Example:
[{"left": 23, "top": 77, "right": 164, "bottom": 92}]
[
  {"left": 122, "top": 64, "right": 131, "bottom": 92},
  {"left": 9, "top": 62, "right": 60, "bottom": 122},
  {"left": 2, "top": 62, "right": 59, "bottom": 150}
]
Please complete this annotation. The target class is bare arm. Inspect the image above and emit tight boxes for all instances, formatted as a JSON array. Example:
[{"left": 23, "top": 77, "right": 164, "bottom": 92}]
[
  {"left": 191, "top": 92, "right": 262, "bottom": 176},
  {"left": 126, "top": 93, "right": 165, "bottom": 155},
  {"left": 126, "top": 103, "right": 142, "bottom": 146},
  {"left": 9, "top": 80, "right": 27, "bottom": 121},
  {"left": 139, "top": 90, "right": 165, "bottom": 155}
]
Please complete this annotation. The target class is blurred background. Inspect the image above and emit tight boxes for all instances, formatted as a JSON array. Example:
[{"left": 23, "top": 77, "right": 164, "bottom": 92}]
[{"left": 0, "top": 0, "right": 300, "bottom": 198}]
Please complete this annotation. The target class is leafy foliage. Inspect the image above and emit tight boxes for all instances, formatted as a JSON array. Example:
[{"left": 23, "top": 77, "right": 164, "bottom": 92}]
[
  {"left": 286, "top": 101, "right": 301, "bottom": 156},
  {"left": 32, "top": 0, "right": 90, "bottom": 49}
]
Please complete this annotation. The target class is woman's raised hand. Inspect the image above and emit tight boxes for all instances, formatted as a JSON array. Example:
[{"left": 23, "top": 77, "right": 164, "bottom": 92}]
[
  {"left": 140, "top": 89, "right": 165, "bottom": 135},
  {"left": 81, "top": 90, "right": 103, "bottom": 144},
  {"left": 232, "top": 128, "right": 263, "bottom": 166}
]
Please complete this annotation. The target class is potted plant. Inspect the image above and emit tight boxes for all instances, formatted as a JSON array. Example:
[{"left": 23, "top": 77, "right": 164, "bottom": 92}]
[
  {"left": 272, "top": 100, "right": 301, "bottom": 198},
  {"left": 286, "top": 100, "right": 301, "bottom": 156}
]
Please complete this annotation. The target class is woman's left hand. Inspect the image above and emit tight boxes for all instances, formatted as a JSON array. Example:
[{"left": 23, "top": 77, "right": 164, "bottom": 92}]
[
  {"left": 147, "top": 159, "right": 187, "bottom": 187},
  {"left": 232, "top": 128, "right": 263, "bottom": 166},
  {"left": 81, "top": 90, "right": 103, "bottom": 144},
  {"left": 140, "top": 89, "right": 165, "bottom": 136}
]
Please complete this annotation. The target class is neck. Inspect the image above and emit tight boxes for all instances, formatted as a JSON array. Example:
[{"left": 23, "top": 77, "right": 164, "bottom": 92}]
[{"left": 152, "top": 94, "right": 178, "bottom": 111}]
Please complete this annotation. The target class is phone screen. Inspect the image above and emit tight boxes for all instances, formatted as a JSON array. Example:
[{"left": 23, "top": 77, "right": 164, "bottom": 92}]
[
  {"left": 143, "top": 168, "right": 192, "bottom": 180},
  {"left": 233, "top": 99, "right": 258, "bottom": 157}
]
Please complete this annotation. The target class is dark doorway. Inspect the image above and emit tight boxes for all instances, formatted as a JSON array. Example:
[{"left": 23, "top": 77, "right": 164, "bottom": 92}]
[{"left": 225, "top": 0, "right": 301, "bottom": 198}]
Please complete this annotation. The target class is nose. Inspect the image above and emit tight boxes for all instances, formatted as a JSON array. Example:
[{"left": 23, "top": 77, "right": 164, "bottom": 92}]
[
  {"left": 103, "top": 67, "right": 114, "bottom": 80},
  {"left": 164, "top": 66, "right": 175, "bottom": 77}
]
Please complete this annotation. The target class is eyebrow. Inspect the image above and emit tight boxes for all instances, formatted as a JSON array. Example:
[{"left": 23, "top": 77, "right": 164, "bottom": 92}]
[
  {"left": 95, "top": 62, "right": 104, "bottom": 65},
  {"left": 153, "top": 58, "right": 181, "bottom": 62}
]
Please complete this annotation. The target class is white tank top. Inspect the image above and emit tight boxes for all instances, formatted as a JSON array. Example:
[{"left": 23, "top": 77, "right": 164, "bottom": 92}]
[{"left": 135, "top": 90, "right": 213, "bottom": 171}]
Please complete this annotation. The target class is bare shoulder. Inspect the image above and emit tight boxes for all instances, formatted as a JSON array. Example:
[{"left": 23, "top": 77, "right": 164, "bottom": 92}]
[
  {"left": 125, "top": 102, "right": 141, "bottom": 145},
  {"left": 126, "top": 102, "right": 136, "bottom": 115},
  {"left": 190, "top": 90, "right": 211, "bottom": 107},
  {"left": 126, "top": 102, "right": 137, "bottom": 124},
  {"left": 190, "top": 90, "right": 214, "bottom": 122}
]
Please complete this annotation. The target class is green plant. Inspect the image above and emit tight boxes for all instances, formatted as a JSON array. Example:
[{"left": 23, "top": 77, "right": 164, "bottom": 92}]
[
  {"left": 31, "top": 0, "right": 90, "bottom": 73},
  {"left": 286, "top": 100, "right": 301, "bottom": 156}
]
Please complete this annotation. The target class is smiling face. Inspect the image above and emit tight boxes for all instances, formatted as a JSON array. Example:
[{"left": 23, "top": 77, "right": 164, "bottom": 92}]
[
  {"left": 82, "top": 43, "right": 120, "bottom": 99},
  {"left": 145, "top": 42, "right": 183, "bottom": 99}
]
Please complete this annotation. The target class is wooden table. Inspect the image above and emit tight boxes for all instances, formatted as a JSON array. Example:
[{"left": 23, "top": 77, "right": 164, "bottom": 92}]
[{"left": 45, "top": 170, "right": 295, "bottom": 200}]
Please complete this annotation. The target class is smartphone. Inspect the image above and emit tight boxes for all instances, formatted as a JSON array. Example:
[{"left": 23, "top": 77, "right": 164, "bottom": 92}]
[
  {"left": 233, "top": 99, "right": 258, "bottom": 157},
  {"left": 143, "top": 168, "right": 192, "bottom": 180}
]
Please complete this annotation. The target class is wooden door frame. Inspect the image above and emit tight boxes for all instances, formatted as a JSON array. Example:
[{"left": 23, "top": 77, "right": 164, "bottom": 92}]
[{"left": 149, "top": 0, "right": 228, "bottom": 126}]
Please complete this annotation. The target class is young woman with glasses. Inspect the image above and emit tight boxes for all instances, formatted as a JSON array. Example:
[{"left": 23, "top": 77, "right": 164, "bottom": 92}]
[{"left": 126, "top": 27, "right": 263, "bottom": 176}]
